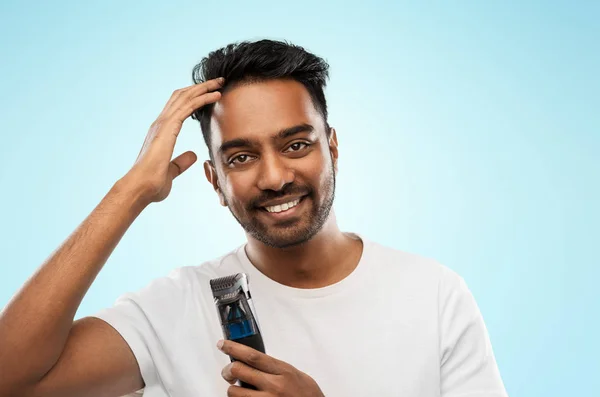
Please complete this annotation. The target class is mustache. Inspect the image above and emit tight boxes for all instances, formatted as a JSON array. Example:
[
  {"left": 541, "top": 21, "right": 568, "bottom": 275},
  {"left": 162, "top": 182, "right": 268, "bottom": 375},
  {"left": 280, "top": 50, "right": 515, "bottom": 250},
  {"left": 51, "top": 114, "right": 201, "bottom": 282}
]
[{"left": 249, "top": 185, "right": 311, "bottom": 209}]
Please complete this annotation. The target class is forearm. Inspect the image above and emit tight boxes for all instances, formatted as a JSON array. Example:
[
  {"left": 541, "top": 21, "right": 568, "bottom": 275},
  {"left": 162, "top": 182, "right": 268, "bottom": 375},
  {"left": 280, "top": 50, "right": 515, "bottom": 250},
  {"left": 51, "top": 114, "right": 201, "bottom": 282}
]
[{"left": 0, "top": 178, "right": 148, "bottom": 389}]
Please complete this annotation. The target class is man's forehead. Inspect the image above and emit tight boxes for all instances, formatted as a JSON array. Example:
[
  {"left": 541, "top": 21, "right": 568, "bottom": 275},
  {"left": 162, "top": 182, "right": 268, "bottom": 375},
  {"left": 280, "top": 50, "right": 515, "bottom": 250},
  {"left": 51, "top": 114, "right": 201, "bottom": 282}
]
[{"left": 209, "top": 79, "right": 321, "bottom": 147}]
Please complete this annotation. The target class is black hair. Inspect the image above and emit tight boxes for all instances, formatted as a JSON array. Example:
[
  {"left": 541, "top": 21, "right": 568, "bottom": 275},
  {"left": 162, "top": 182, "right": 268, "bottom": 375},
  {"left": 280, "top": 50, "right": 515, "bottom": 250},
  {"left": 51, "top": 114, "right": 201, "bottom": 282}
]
[{"left": 191, "top": 39, "right": 330, "bottom": 155}]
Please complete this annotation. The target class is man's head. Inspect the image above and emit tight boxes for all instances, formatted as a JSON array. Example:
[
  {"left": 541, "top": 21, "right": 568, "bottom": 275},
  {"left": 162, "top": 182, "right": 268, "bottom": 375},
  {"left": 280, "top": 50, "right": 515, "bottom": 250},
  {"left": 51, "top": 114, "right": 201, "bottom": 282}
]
[{"left": 192, "top": 40, "right": 338, "bottom": 249}]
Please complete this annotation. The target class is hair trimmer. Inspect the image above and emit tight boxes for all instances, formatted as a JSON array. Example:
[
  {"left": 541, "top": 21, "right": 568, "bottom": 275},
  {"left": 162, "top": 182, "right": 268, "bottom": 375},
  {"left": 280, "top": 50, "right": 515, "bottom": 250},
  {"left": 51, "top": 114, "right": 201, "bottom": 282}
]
[{"left": 210, "top": 273, "right": 265, "bottom": 390}]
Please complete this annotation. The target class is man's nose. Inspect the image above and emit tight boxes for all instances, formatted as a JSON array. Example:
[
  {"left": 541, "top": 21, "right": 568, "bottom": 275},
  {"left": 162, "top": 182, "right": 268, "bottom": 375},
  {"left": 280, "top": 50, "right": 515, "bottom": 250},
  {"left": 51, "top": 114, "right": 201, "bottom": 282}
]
[{"left": 256, "top": 153, "right": 294, "bottom": 191}]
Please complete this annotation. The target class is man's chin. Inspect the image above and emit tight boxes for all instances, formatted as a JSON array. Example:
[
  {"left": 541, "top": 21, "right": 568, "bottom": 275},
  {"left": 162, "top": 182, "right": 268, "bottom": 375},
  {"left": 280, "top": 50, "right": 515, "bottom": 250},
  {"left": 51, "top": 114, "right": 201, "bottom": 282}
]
[{"left": 250, "top": 228, "right": 316, "bottom": 249}]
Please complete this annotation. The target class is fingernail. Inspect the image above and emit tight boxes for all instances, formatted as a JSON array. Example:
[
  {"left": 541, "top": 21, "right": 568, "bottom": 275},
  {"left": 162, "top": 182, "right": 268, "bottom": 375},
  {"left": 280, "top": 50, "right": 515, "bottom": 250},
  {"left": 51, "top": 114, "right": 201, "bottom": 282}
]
[
  {"left": 217, "top": 339, "right": 224, "bottom": 349},
  {"left": 218, "top": 77, "right": 225, "bottom": 83}
]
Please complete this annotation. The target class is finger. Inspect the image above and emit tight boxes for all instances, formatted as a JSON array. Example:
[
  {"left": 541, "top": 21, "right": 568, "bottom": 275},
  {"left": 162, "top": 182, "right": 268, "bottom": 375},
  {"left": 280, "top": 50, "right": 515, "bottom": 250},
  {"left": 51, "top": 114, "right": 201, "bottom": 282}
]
[
  {"left": 159, "top": 88, "right": 187, "bottom": 117},
  {"left": 169, "top": 151, "right": 197, "bottom": 180},
  {"left": 221, "top": 362, "right": 237, "bottom": 384},
  {"left": 218, "top": 340, "right": 284, "bottom": 375},
  {"left": 226, "top": 384, "right": 268, "bottom": 397},
  {"left": 163, "top": 77, "right": 225, "bottom": 118},
  {"left": 187, "top": 77, "right": 226, "bottom": 97},
  {"left": 221, "top": 362, "right": 239, "bottom": 385},
  {"left": 170, "top": 90, "right": 222, "bottom": 122},
  {"left": 222, "top": 361, "right": 271, "bottom": 390},
  {"left": 146, "top": 87, "right": 219, "bottom": 146},
  {"left": 161, "top": 77, "right": 224, "bottom": 113}
]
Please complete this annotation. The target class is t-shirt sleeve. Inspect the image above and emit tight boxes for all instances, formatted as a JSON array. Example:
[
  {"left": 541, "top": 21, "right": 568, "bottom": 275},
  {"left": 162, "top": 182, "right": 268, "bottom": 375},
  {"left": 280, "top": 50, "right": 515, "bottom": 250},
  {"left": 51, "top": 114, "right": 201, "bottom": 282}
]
[
  {"left": 438, "top": 268, "right": 508, "bottom": 397},
  {"left": 91, "top": 269, "right": 190, "bottom": 395}
]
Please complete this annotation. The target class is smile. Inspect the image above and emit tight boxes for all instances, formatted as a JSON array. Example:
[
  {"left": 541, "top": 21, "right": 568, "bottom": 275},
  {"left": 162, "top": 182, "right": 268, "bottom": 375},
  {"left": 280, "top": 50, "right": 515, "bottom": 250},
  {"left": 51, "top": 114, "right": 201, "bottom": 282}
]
[{"left": 263, "top": 198, "right": 302, "bottom": 213}]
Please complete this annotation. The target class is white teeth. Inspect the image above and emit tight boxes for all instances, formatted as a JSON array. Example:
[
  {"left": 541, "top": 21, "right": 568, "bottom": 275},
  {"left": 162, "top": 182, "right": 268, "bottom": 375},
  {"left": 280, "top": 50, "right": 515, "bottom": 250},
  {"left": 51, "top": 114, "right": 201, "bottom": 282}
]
[{"left": 265, "top": 198, "right": 301, "bottom": 213}]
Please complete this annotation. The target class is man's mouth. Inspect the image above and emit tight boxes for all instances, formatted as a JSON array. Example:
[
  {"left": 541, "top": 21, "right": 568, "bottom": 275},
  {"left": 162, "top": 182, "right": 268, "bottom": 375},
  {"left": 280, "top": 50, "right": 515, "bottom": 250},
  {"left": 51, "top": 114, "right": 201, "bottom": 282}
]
[
  {"left": 263, "top": 197, "right": 302, "bottom": 213},
  {"left": 256, "top": 195, "right": 308, "bottom": 217}
]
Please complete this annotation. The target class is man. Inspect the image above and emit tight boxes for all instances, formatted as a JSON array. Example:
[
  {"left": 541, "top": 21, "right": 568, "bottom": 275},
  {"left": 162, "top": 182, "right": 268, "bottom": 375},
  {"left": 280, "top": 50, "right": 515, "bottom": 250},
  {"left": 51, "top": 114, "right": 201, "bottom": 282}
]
[{"left": 0, "top": 40, "right": 508, "bottom": 397}]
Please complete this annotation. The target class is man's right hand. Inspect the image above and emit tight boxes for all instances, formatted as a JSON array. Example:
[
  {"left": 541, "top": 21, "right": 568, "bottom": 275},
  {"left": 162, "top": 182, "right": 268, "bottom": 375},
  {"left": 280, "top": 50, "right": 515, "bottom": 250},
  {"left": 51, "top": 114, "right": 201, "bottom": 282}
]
[
  {"left": 123, "top": 77, "right": 225, "bottom": 204},
  {"left": 0, "top": 78, "right": 225, "bottom": 397}
]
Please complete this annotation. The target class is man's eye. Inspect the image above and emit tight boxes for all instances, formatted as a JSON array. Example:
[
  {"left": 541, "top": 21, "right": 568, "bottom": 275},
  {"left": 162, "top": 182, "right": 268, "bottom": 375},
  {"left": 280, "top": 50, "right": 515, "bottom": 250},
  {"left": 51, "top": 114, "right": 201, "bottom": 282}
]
[
  {"left": 230, "top": 154, "right": 253, "bottom": 164},
  {"left": 286, "top": 142, "right": 310, "bottom": 152}
]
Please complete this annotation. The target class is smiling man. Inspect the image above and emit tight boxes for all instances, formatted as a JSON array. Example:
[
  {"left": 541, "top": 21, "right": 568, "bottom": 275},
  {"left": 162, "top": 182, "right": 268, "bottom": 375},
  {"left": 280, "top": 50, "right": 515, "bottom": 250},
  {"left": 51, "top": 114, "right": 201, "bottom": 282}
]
[
  {"left": 0, "top": 40, "right": 508, "bottom": 397},
  {"left": 205, "top": 79, "right": 338, "bottom": 252}
]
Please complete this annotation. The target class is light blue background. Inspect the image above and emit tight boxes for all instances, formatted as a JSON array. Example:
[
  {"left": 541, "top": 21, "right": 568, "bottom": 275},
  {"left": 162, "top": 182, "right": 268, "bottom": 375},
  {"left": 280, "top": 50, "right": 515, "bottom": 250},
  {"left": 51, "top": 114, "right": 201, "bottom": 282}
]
[{"left": 1, "top": 1, "right": 598, "bottom": 396}]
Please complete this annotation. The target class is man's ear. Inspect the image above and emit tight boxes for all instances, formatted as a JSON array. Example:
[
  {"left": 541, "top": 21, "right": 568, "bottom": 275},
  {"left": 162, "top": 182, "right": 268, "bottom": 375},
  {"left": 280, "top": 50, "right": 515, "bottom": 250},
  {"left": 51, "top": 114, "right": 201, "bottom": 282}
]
[
  {"left": 203, "top": 160, "right": 227, "bottom": 207},
  {"left": 328, "top": 127, "right": 339, "bottom": 174}
]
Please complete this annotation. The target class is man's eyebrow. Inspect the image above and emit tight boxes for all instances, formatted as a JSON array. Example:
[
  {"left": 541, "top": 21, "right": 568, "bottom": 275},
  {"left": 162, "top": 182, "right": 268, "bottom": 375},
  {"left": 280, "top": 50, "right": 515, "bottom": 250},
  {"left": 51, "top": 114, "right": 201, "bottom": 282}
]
[
  {"left": 275, "top": 123, "right": 314, "bottom": 140},
  {"left": 217, "top": 138, "right": 255, "bottom": 155}
]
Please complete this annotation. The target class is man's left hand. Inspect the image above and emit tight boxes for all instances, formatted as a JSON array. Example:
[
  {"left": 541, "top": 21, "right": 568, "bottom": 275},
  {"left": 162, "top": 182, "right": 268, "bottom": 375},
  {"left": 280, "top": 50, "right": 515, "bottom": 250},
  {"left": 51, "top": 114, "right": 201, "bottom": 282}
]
[{"left": 218, "top": 339, "right": 325, "bottom": 396}]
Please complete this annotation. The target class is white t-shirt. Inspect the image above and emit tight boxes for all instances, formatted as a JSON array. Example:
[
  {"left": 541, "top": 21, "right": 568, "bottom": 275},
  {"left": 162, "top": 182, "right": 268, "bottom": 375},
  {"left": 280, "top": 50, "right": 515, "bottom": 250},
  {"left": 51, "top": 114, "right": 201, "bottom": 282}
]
[{"left": 93, "top": 234, "right": 507, "bottom": 397}]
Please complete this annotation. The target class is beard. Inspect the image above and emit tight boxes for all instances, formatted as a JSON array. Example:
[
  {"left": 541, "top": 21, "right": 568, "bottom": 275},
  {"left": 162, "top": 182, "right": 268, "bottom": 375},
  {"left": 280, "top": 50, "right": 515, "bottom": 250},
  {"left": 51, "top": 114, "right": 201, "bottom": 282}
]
[{"left": 223, "top": 162, "right": 336, "bottom": 249}]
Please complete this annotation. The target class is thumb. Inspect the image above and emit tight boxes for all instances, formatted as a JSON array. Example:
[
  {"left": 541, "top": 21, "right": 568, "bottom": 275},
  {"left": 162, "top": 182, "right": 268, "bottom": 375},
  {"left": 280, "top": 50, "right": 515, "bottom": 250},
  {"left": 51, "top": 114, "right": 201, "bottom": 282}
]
[{"left": 169, "top": 151, "right": 198, "bottom": 180}]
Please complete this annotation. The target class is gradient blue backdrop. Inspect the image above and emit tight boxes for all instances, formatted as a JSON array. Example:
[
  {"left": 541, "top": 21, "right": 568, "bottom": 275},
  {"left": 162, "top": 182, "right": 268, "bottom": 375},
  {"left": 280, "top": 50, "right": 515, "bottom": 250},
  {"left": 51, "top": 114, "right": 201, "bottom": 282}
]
[{"left": 1, "top": 1, "right": 598, "bottom": 396}]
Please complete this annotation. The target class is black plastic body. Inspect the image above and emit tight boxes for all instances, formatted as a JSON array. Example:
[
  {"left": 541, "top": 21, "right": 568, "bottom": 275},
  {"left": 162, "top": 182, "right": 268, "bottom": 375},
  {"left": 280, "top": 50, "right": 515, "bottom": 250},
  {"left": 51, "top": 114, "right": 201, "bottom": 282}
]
[
  {"left": 211, "top": 273, "right": 266, "bottom": 391},
  {"left": 230, "top": 333, "right": 266, "bottom": 390}
]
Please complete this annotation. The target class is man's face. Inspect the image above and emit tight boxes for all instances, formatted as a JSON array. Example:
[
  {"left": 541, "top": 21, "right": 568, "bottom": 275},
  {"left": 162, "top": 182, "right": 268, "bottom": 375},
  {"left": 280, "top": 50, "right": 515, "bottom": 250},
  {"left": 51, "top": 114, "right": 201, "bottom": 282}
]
[{"left": 204, "top": 79, "right": 338, "bottom": 249}]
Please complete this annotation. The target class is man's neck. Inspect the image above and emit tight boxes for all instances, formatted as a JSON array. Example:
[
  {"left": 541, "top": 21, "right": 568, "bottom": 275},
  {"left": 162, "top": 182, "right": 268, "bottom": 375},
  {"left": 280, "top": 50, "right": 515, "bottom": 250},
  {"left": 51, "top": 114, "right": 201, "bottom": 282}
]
[{"left": 244, "top": 212, "right": 363, "bottom": 289}]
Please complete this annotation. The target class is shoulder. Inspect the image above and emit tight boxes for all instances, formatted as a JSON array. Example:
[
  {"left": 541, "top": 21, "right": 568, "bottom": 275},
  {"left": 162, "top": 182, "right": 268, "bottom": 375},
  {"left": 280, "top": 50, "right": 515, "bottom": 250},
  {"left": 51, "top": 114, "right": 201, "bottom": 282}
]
[
  {"left": 118, "top": 245, "right": 246, "bottom": 304},
  {"left": 171, "top": 244, "right": 247, "bottom": 284},
  {"left": 363, "top": 237, "right": 478, "bottom": 317},
  {"left": 366, "top": 237, "right": 458, "bottom": 281},
  {"left": 361, "top": 236, "right": 468, "bottom": 300}
]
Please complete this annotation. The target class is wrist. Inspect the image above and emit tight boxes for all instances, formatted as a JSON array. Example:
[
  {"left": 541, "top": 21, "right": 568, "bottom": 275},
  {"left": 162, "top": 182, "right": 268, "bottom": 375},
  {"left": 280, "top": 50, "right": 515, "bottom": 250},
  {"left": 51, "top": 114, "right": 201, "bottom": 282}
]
[{"left": 110, "top": 176, "right": 153, "bottom": 216}]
